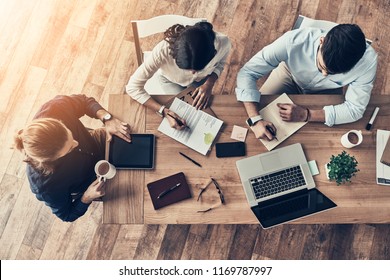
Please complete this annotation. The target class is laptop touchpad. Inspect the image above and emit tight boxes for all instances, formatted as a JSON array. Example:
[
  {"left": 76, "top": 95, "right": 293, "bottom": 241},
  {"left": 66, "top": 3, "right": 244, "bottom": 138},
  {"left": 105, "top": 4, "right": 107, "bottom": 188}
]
[{"left": 260, "top": 153, "right": 282, "bottom": 171}]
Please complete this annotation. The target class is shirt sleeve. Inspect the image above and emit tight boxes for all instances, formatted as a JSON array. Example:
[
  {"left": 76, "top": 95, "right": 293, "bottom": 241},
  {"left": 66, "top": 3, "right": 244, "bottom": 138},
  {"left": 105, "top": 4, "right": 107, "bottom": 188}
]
[
  {"left": 41, "top": 192, "right": 90, "bottom": 222},
  {"left": 323, "top": 56, "right": 378, "bottom": 126},
  {"left": 125, "top": 41, "right": 167, "bottom": 104},
  {"left": 27, "top": 167, "right": 90, "bottom": 222},
  {"left": 212, "top": 35, "right": 231, "bottom": 77},
  {"left": 235, "top": 31, "right": 290, "bottom": 103},
  {"left": 35, "top": 94, "right": 103, "bottom": 120}
]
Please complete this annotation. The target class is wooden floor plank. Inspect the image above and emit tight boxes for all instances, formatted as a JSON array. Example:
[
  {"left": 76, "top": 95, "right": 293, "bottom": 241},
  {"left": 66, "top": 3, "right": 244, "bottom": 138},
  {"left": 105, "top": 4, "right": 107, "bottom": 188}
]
[
  {"left": 110, "top": 225, "right": 144, "bottom": 260},
  {"left": 86, "top": 224, "right": 121, "bottom": 260},
  {"left": 157, "top": 225, "right": 191, "bottom": 260},
  {"left": 180, "top": 225, "right": 212, "bottom": 259},
  {"left": 369, "top": 225, "right": 390, "bottom": 259},
  {"left": 275, "top": 225, "right": 308, "bottom": 259},
  {"left": 227, "top": 225, "right": 259, "bottom": 260},
  {"left": 252, "top": 225, "right": 284, "bottom": 260},
  {"left": 132, "top": 225, "right": 167, "bottom": 260},
  {"left": 300, "top": 224, "right": 335, "bottom": 260}
]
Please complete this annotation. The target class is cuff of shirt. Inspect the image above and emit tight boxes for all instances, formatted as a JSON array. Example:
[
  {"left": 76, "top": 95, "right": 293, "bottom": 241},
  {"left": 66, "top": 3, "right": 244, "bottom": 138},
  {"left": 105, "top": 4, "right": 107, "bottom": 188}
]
[
  {"left": 91, "top": 103, "right": 104, "bottom": 117},
  {"left": 235, "top": 88, "right": 261, "bottom": 103},
  {"left": 323, "top": 105, "right": 335, "bottom": 127}
]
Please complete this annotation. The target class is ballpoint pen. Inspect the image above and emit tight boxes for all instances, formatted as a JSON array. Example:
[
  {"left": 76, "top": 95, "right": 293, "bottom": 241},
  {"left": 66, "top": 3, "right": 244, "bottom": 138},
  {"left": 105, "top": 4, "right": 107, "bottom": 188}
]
[
  {"left": 167, "top": 113, "right": 190, "bottom": 129},
  {"left": 157, "top": 183, "right": 181, "bottom": 199},
  {"left": 366, "top": 107, "right": 380, "bottom": 130},
  {"left": 266, "top": 125, "right": 278, "bottom": 141},
  {"left": 179, "top": 152, "right": 202, "bottom": 167}
]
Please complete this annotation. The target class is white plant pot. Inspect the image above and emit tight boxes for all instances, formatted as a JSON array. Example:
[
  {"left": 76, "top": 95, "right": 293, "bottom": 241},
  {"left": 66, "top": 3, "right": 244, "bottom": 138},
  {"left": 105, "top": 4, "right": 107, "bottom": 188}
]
[{"left": 324, "top": 164, "right": 330, "bottom": 180}]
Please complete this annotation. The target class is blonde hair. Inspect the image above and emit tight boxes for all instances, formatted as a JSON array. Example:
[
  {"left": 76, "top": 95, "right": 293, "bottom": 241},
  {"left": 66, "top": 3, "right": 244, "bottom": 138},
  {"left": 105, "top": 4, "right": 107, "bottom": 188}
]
[{"left": 14, "top": 118, "right": 69, "bottom": 175}]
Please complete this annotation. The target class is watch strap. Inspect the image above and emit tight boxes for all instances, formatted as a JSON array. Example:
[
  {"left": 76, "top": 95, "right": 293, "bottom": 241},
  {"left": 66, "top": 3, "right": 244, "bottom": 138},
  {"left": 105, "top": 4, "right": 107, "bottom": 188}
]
[{"left": 246, "top": 115, "right": 263, "bottom": 127}]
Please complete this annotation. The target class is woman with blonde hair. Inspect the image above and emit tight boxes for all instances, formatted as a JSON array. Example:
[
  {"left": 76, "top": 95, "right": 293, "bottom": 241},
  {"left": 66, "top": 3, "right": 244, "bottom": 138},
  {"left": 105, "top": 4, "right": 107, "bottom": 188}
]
[{"left": 14, "top": 94, "right": 131, "bottom": 222}]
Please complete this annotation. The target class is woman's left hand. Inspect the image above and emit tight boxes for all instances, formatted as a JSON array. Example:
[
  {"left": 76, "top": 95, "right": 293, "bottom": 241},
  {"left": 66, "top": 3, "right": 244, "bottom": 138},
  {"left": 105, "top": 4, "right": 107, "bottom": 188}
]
[
  {"left": 192, "top": 83, "right": 213, "bottom": 110},
  {"left": 104, "top": 118, "right": 132, "bottom": 142}
]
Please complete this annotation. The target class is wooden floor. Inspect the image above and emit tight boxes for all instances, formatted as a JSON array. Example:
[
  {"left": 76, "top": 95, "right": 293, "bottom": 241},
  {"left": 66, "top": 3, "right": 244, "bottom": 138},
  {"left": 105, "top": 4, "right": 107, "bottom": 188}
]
[{"left": 1, "top": 0, "right": 390, "bottom": 260}]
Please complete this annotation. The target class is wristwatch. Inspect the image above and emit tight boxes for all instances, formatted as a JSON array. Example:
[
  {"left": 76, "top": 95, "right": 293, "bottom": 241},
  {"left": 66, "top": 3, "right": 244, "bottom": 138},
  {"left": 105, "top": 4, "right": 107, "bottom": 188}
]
[
  {"left": 246, "top": 115, "right": 263, "bottom": 127},
  {"left": 156, "top": 105, "right": 166, "bottom": 118},
  {"left": 102, "top": 112, "right": 112, "bottom": 124}
]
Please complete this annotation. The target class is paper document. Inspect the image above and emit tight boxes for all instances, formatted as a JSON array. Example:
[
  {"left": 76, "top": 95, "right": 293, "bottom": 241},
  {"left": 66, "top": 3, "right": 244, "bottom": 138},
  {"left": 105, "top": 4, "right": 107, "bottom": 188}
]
[
  {"left": 259, "top": 93, "right": 307, "bottom": 150},
  {"left": 158, "top": 98, "right": 223, "bottom": 155},
  {"left": 376, "top": 129, "right": 390, "bottom": 185}
]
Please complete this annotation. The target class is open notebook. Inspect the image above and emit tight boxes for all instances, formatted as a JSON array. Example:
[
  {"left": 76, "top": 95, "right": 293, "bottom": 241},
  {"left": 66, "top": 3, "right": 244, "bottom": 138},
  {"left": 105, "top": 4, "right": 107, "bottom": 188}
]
[{"left": 259, "top": 93, "right": 307, "bottom": 150}]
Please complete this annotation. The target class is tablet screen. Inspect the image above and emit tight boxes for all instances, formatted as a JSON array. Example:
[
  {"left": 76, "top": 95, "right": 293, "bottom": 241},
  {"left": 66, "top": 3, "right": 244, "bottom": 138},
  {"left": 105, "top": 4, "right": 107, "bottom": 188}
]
[{"left": 109, "top": 134, "right": 155, "bottom": 169}]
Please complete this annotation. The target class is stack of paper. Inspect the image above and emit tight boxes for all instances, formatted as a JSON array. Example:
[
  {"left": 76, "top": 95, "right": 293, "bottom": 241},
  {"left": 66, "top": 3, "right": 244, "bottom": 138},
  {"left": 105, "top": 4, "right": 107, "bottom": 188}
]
[{"left": 376, "top": 129, "right": 390, "bottom": 185}]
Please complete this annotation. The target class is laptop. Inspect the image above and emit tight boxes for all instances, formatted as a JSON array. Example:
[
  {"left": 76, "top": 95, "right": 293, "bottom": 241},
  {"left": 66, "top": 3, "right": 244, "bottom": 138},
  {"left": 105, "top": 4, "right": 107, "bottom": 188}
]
[
  {"left": 108, "top": 134, "right": 155, "bottom": 169},
  {"left": 236, "top": 143, "right": 336, "bottom": 228}
]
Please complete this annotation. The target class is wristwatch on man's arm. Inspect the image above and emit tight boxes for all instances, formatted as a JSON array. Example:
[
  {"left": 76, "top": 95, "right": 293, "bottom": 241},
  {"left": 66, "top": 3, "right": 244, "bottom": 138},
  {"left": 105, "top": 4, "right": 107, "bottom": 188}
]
[{"left": 246, "top": 115, "right": 263, "bottom": 127}]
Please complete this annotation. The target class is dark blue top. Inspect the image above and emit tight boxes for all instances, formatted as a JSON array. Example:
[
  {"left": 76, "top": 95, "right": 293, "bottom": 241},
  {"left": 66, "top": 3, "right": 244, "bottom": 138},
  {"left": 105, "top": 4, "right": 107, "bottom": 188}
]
[{"left": 27, "top": 94, "right": 105, "bottom": 222}]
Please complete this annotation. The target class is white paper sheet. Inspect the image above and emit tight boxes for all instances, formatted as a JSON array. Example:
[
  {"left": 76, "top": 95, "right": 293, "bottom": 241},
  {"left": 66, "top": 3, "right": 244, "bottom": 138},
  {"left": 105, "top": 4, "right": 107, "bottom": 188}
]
[{"left": 158, "top": 98, "right": 223, "bottom": 155}]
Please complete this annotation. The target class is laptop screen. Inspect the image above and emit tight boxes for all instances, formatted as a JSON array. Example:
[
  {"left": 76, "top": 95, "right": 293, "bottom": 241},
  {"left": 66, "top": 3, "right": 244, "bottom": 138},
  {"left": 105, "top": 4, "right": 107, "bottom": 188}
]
[{"left": 252, "top": 188, "right": 336, "bottom": 229}]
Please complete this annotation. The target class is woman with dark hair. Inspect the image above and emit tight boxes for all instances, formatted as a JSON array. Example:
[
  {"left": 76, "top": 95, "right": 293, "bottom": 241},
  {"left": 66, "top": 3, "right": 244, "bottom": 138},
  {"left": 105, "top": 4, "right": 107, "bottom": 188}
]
[{"left": 126, "top": 21, "right": 231, "bottom": 130}]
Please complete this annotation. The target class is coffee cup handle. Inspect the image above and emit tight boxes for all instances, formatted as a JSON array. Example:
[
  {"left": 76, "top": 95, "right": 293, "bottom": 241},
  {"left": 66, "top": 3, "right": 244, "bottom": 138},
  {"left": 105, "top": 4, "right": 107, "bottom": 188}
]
[{"left": 98, "top": 176, "right": 106, "bottom": 183}]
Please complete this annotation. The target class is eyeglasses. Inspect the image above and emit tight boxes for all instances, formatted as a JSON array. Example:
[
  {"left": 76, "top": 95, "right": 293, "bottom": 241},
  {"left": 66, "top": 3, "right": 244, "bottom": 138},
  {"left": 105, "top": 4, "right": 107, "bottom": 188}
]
[{"left": 197, "top": 177, "right": 225, "bottom": 213}]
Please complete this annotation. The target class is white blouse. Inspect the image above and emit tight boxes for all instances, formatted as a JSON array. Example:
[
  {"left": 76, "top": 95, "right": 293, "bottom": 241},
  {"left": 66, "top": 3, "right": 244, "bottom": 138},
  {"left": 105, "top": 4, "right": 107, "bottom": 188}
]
[{"left": 126, "top": 32, "right": 231, "bottom": 104}]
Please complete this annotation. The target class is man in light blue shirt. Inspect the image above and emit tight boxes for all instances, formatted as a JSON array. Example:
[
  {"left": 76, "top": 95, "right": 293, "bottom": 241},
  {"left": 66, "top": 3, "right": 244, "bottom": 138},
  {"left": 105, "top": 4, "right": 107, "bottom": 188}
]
[{"left": 236, "top": 24, "right": 377, "bottom": 140}]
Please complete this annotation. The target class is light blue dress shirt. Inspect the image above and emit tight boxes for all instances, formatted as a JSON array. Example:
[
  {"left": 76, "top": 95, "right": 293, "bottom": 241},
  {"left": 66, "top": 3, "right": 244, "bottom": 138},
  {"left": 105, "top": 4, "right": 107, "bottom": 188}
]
[{"left": 236, "top": 28, "right": 378, "bottom": 126}]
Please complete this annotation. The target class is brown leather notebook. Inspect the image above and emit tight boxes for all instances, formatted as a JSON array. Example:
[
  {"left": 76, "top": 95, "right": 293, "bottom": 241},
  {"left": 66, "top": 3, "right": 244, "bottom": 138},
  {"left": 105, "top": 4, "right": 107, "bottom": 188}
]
[
  {"left": 147, "top": 172, "right": 192, "bottom": 210},
  {"left": 164, "top": 86, "right": 216, "bottom": 117},
  {"left": 380, "top": 138, "right": 390, "bottom": 166}
]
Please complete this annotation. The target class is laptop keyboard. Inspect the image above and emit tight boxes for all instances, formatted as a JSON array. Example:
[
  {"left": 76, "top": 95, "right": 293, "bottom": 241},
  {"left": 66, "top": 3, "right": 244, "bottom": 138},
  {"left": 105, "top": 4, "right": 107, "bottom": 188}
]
[{"left": 249, "top": 165, "right": 306, "bottom": 199}]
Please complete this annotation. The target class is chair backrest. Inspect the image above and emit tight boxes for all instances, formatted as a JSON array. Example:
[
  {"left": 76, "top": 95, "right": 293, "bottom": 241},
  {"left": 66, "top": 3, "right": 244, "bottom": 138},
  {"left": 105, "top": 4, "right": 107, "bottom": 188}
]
[
  {"left": 292, "top": 15, "right": 372, "bottom": 44},
  {"left": 131, "top": 15, "right": 207, "bottom": 66}
]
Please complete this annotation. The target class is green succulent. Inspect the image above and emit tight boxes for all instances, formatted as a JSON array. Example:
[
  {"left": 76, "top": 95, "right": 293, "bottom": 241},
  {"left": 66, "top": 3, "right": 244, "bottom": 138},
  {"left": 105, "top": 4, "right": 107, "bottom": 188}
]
[{"left": 327, "top": 151, "right": 359, "bottom": 185}]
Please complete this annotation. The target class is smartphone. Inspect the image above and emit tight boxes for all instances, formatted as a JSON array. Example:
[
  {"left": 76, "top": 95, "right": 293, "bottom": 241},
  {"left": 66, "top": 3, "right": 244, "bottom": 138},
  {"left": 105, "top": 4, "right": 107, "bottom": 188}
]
[{"left": 215, "top": 142, "right": 246, "bottom": 158}]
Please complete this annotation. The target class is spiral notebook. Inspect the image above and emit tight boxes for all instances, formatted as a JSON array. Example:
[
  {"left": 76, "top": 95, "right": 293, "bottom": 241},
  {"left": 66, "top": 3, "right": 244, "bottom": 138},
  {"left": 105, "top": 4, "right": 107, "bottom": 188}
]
[{"left": 147, "top": 172, "right": 192, "bottom": 210}]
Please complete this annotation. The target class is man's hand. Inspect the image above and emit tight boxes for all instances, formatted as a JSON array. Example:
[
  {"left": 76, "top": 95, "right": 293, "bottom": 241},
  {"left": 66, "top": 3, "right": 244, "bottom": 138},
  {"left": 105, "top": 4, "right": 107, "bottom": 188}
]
[
  {"left": 165, "top": 109, "right": 187, "bottom": 130},
  {"left": 251, "top": 120, "right": 277, "bottom": 141},
  {"left": 104, "top": 117, "right": 132, "bottom": 142},
  {"left": 81, "top": 178, "right": 106, "bottom": 204},
  {"left": 277, "top": 103, "right": 308, "bottom": 122}
]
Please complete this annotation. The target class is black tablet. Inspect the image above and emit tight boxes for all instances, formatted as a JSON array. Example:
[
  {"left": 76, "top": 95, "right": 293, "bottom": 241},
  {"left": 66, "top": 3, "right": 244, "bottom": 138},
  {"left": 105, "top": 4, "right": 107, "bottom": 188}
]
[{"left": 109, "top": 134, "right": 155, "bottom": 169}]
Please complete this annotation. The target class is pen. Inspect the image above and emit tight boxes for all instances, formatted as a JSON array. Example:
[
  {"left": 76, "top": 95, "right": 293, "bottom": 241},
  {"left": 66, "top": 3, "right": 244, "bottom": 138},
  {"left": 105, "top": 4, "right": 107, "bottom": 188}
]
[
  {"left": 266, "top": 125, "right": 278, "bottom": 141},
  {"left": 157, "top": 183, "right": 181, "bottom": 199},
  {"left": 366, "top": 107, "right": 380, "bottom": 130},
  {"left": 167, "top": 113, "right": 190, "bottom": 129},
  {"left": 179, "top": 152, "right": 202, "bottom": 167}
]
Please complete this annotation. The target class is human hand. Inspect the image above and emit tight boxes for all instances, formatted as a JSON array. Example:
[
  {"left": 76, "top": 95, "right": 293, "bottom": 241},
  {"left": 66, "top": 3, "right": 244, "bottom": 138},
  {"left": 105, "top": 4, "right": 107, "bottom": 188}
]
[
  {"left": 251, "top": 120, "right": 277, "bottom": 141},
  {"left": 277, "top": 103, "right": 308, "bottom": 122},
  {"left": 165, "top": 110, "right": 187, "bottom": 130},
  {"left": 104, "top": 117, "right": 132, "bottom": 142},
  {"left": 81, "top": 178, "right": 106, "bottom": 204},
  {"left": 192, "top": 83, "right": 213, "bottom": 110}
]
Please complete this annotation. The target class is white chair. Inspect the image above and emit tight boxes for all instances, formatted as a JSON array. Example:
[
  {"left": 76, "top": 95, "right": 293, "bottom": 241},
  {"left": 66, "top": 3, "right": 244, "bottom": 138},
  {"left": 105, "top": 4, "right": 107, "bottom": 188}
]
[
  {"left": 131, "top": 15, "right": 207, "bottom": 95},
  {"left": 293, "top": 15, "right": 372, "bottom": 44}
]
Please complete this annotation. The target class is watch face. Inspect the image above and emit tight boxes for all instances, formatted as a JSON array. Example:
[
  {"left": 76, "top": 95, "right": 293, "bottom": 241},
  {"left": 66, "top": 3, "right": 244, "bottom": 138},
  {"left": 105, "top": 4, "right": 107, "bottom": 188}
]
[{"left": 103, "top": 113, "right": 112, "bottom": 122}]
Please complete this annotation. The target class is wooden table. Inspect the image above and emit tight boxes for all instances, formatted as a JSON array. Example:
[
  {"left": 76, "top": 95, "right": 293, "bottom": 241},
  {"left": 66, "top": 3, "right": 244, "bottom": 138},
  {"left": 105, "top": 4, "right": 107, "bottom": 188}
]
[{"left": 104, "top": 94, "right": 390, "bottom": 224}]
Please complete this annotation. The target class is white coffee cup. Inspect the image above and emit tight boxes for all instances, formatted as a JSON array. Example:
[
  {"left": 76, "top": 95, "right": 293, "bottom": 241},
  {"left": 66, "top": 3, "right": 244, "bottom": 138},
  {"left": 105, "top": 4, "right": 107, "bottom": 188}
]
[
  {"left": 341, "top": 130, "right": 363, "bottom": 148},
  {"left": 94, "top": 160, "right": 116, "bottom": 182}
]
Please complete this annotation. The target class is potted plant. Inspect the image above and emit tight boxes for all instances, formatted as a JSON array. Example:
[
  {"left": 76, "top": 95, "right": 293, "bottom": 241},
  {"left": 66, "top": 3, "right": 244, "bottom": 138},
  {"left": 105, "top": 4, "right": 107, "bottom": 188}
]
[{"left": 326, "top": 151, "right": 359, "bottom": 185}]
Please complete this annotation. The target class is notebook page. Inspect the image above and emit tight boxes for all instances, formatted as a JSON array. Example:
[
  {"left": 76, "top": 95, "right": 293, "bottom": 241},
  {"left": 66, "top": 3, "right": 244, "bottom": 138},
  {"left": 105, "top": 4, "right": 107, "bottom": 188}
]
[{"left": 259, "top": 93, "right": 307, "bottom": 150}]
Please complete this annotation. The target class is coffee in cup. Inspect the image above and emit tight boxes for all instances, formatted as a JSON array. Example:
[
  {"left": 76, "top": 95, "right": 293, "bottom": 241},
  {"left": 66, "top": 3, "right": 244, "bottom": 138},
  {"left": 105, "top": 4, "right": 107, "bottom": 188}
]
[
  {"left": 341, "top": 130, "right": 363, "bottom": 148},
  {"left": 94, "top": 160, "right": 116, "bottom": 182}
]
